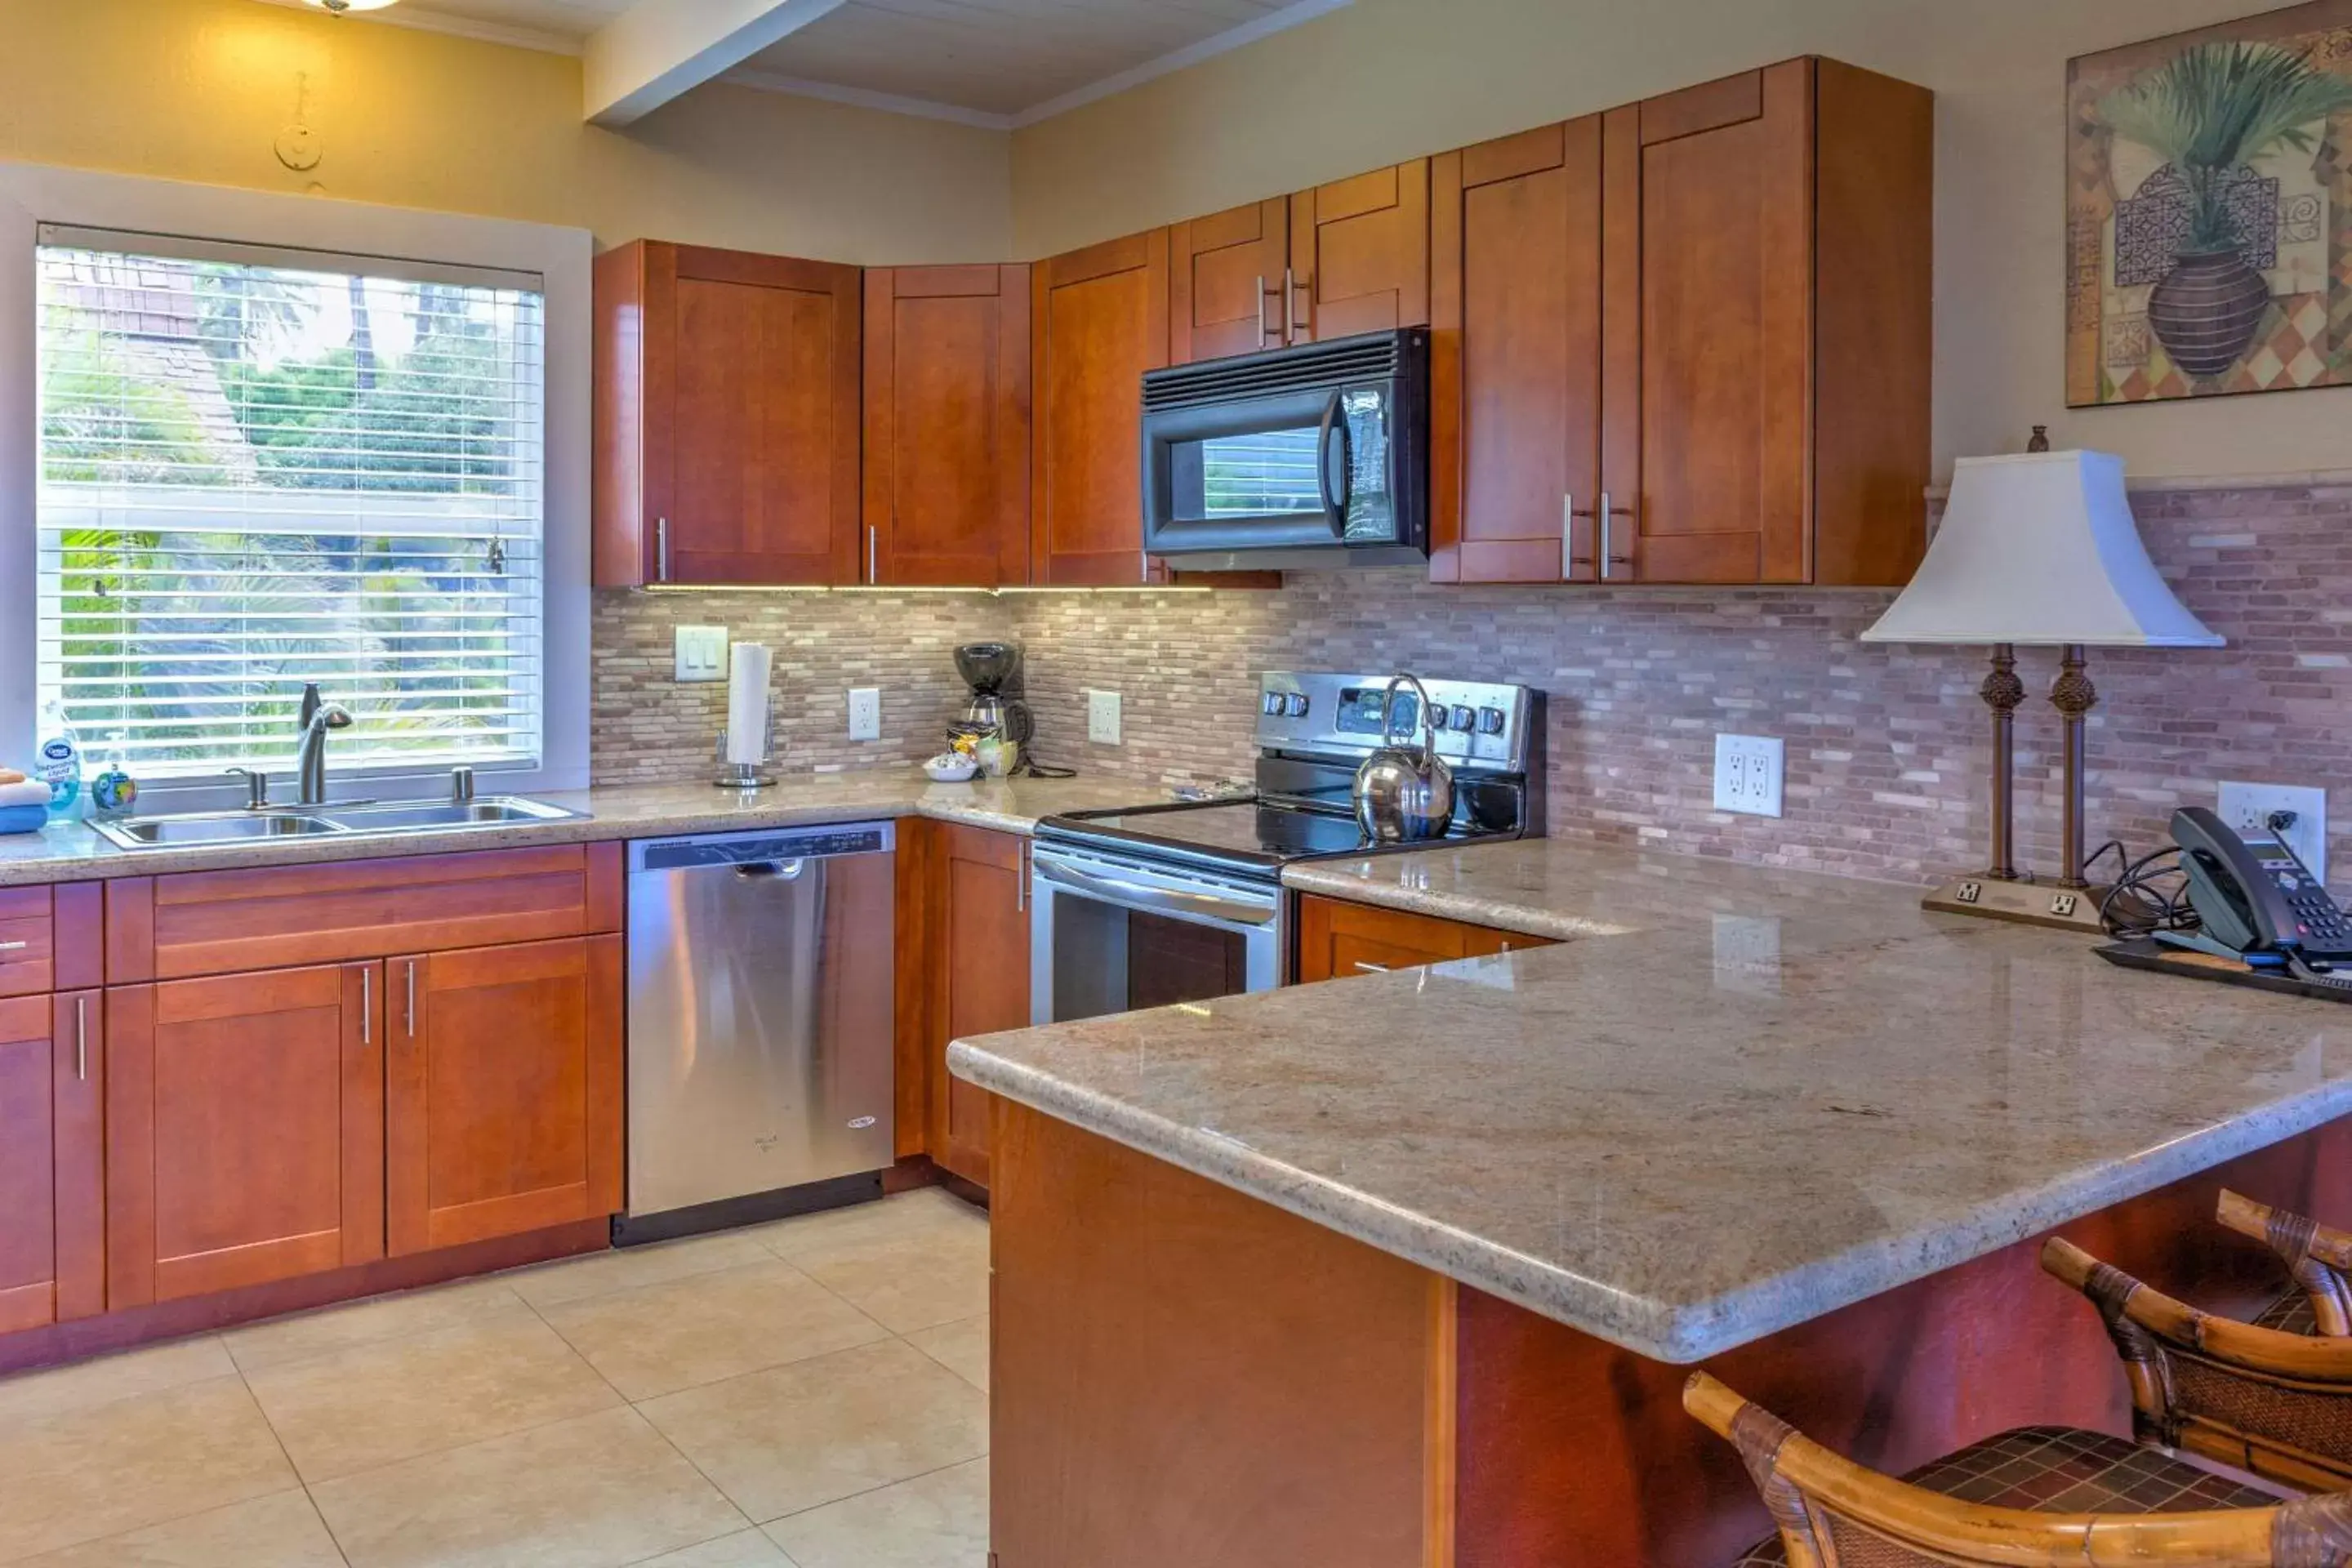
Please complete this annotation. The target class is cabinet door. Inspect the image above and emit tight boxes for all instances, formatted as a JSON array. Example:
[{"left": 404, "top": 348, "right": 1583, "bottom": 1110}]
[
  {"left": 1294, "top": 896, "right": 1550, "bottom": 984},
  {"left": 107, "top": 966, "right": 382, "bottom": 1307},
  {"left": 863, "top": 265, "right": 1031, "bottom": 587},
  {"left": 1430, "top": 121, "right": 1603, "bottom": 584},
  {"left": 1602, "top": 64, "right": 1814, "bottom": 585},
  {"left": 1170, "top": 199, "right": 1288, "bottom": 363},
  {"left": 1030, "top": 231, "right": 1169, "bottom": 586},
  {"left": 611, "top": 243, "right": 862, "bottom": 586},
  {"left": 0, "top": 994, "right": 103, "bottom": 1334},
  {"left": 386, "top": 936, "right": 621, "bottom": 1256},
  {"left": 930, "top": 826, "right": 1029, "bottom": 1188},
  {"left": 1287, "top": 159, "right": 1431, "bottom": 343}
]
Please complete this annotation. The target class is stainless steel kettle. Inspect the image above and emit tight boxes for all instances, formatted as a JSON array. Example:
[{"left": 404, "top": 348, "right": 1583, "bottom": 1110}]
[{"left": 1353, "top": 675, "right": 1455, "bottom": 843}]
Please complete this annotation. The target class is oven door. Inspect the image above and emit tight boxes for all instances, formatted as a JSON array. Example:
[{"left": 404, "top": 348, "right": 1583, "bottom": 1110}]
[{"left": 1030, "top": 843, "right": 1282, "bottom": 1026}]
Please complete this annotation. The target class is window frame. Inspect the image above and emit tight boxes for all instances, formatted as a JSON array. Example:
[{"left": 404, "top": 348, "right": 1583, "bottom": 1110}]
[{"left": 0, "top": 161, "right": 592, "bottom": 808}]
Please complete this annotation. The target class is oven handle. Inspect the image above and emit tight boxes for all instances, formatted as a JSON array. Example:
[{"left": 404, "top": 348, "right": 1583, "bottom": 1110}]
[{"left": 1033, "top": 858, "right": 1277, "bottom": 929}]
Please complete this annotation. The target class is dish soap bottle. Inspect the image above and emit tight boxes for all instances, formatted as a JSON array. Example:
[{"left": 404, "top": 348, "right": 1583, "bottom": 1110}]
[
  {"left": 33, "top": 699, "right": 82, "bottom": 820},
  {"left": 89, "top": 733, "right": 138, "bottom": 820}
]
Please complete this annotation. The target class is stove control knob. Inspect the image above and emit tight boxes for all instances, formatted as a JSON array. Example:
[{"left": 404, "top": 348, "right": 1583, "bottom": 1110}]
[
  {"left": 1284, "top": 693, "right": 1310, "bottom": 719},
  {"left": 1427, "top": 707, "right": 1448, "bottom": 731},
  {"left": 1450, "top": 705, "right": 1477, "bottom": 733},
  {"left": 1477, "top": 707, "right": 1508, "bottom": 736},
  {"left": 1262, "top": 691, "right": 1285, "bottom": 716}
]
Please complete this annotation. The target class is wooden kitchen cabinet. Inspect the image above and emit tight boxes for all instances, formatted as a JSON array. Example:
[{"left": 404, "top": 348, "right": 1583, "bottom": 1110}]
[
  {"left": 1287, "top": 159, "right": 1432, "bottom": 345},
  {"left": 863, "top": 265, "right": 1031, "bottom": 586},
  {"left": 1429, "top": 120, "right": 1604, "bottom": 584},
  {"left": 1596, "top": 59, "right": 1931, "bottom": 586},
  {"left": 1030, "top": 231, "right": 1170, "bottom": 586},
  {"left": 595, "top": 240, "right": 862, "bottom": 586},
  {"left": 924, "top": 824, "right": 1030, "bottom": 1189},
  {"left": 1169, "top": 198, "right": 1289, "bottom": 363},
  {"left": 0, "top": 993, "right": 104, "bottom": 1334},
  {"left": 1294, "top": 895, "right": 1550, "bottom": 984},
  {"left": 105, "top": 964, "right": 384, "bottom": 1307},
  {"left": 386, "top": 936, "right": 621, "bottom": 1256}
]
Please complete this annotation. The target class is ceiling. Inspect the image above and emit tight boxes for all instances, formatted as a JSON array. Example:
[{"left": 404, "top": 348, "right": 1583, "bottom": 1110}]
[{"left": 372, "top": 0, "right": 1344, "bottom": 127}]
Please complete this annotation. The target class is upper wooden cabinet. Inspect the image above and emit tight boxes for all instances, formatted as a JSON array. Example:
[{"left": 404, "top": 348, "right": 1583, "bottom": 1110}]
[
  {"left": 1289, "top": 159, "right": 1432, "bottom": 345},
  {"left": 1170, "top": 199, "right": 1289, "bottom": 363},
  {"left": 1434, "top": 60, "right": 1931, "bottom": 586},
  {"left": 594, "top": 241, "right": 862, "bottom": 587},
  {"left": 863, "top": 265, "right": 1031, "bottom": 587},
  {"left": 1030, "top": 232, "right": 1169, "bottom": 586}
]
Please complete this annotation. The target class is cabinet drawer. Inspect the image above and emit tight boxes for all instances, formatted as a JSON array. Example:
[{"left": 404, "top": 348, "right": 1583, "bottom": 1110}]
[
  {"left": 0, "top": 884, "right": 102, "bottom": 998},
  {"left": 109, "top": 842, "right": 622, "bottom": 982},
  {"left": 1294, "top": 893, "right": 1552, "bottom": 984}
]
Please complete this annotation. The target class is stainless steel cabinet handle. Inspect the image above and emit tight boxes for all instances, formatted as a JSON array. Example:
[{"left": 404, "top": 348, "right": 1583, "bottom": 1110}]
[
  {"left": 404, "top": 960, "right": 417, "bottom": 1039},
  {"left": 1562, "top": 494, "right": 1598, "bottom": 578},
  {"left": 1352, "top": 960, "right": 1391, "bottom": 973},
  {"left": 1256, "top": 274, "right": 1272, "bottom": 348},
  {"left": 1016, "top": 841, "right": 1028, "bottom": 914},
  {"left": 74, "top": 996, "right": 87, "bottom": 1081},
  {"left": 0, "top": 940, "right": 26, "bottom": 953},
  {"left": 361, "top": 967, "right": 372, "bottom": 1047},
  {"left": 867, "top": 525, "right": 879, "bottom": 585},
  {"left": 1598, "top": 492, "right": 1634, "bottom": 580},
  {"left": 655, "top": 516, "right": 670, "bottom": 583},
  {"left": 1283, "top": 266, "right": 1298, "bottom": 345}
]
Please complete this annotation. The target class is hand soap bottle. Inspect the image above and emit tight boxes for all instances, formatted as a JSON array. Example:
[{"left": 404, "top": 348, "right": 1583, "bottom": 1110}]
[
  {"left": 88, "top": 733, "right": 138, "bottom": 820},
  {"left": 34, "top": 699, "right": 82, "bottom": 819}
]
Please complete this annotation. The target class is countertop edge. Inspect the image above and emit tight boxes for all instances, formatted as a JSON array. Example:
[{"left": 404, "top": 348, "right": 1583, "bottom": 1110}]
[
  {"left": 948, "top": 1035, "right": 2352, "bottom": 1364},
  {"left": 1276, "top": 864, "right": 1645, "bottom": 942}
]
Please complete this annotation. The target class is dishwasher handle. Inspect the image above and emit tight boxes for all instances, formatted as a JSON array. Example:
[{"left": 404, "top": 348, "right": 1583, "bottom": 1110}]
[{"left": 733, "top": 860, "right": 807, "bottom": 880}]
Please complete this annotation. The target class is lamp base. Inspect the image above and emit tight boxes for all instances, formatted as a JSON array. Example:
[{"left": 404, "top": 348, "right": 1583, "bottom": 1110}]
[{"left": 1921, "top": 873, "right": 2111, "bottom": 934}]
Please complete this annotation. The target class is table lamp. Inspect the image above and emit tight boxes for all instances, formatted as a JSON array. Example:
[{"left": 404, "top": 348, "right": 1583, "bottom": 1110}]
[{"left": 1860, "top": 448, "right": 2223, "bottom": 931}]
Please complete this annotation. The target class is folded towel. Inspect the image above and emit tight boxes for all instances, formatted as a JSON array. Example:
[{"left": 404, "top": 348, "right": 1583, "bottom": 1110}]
[{"left": 0, "top": 778, "right": 53, "bottom": 808}]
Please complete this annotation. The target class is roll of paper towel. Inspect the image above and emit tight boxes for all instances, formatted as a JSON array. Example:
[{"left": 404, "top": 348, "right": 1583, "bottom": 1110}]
[{"left": 725, "top": 643, "right": 773, "bottom": 765}]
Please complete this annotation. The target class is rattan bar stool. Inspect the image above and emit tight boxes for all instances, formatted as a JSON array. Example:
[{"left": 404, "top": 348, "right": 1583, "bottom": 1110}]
[
  {"left": 2042, "top": 1236, "right": 2352, "bottom": 1494},
  {"left": 1687, "top": 1372, "right": 2352, "bottom": 1567},
  {"left": 2221, "top": 1191, "right": 2352, "bottom": 1339}
]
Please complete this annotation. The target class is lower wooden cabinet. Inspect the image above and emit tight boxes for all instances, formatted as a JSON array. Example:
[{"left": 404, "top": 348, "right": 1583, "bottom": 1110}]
[
  {"left": 0, "top": 992, "right": 103, "bottom": 1334},
  {"left": 387, "top": 936, "right": 623, "bottom": 1256},
  {"left": 105, "top": 964, "right": 383, "bottom": 1307},
  {"left": 1294, "top": 895, "right": 1550, "bottom": 983},
  {"left": 926, "top": 825, "right": 1031, "bottom": 1190}
]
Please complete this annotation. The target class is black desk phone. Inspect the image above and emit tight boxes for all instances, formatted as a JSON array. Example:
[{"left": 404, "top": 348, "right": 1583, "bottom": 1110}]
[{"left": 2168, "top": 804, "right": 2350, "bottom": 967}]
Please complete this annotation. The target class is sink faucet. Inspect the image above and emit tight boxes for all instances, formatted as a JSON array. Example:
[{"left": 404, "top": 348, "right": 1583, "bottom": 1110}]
[{"left": 295, "top": 684, "right": 353, "bottom": 806}]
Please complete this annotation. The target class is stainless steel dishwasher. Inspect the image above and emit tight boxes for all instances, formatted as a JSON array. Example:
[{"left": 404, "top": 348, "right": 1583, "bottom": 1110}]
[{"left": 620, "top": 822, "right": 896, "bottom": 1244}]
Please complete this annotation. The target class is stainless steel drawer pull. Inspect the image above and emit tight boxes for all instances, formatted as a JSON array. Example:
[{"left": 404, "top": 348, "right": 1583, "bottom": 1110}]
[
  {"left": 74, "top": 996, "right": 87, "bottom": 1082},
  {"left": 1352, "top": 960, "right": 1391, "bottom": 973},
  {"left": 0, "top": 940, "right": 28, "bottom": 953}
]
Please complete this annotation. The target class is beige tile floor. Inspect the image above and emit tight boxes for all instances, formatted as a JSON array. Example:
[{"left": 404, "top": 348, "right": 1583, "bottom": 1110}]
[{"left": 0, "top": 1188, "right": 993, "bottom": 1567}]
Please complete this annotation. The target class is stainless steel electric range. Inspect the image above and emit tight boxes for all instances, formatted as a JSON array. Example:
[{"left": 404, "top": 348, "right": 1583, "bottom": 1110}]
[{"left": 1030, "top": 670, "right": 1543, "bottom": 1024}]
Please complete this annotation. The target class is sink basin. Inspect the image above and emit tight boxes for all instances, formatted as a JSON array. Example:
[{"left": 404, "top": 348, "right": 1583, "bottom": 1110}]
[
  {"left": 99, "top": 811, "right": 341, "bottom": 847},
  {"left": 91, "top": 795, "right": 580, "bottom": 851}
]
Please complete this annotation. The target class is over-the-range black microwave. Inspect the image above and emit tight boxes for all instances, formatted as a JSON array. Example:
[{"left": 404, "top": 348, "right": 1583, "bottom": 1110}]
[{"left": 1140, "top": 327, "right": 1428, "bottom": 572}]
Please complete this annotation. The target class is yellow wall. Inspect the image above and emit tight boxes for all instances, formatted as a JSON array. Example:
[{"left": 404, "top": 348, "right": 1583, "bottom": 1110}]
[
  {"left": 1009, "top": 0, "right": 2352, "bottom": 481},
  {"left": 0, "top": 0, "right": 1011, "bottom": 263}
]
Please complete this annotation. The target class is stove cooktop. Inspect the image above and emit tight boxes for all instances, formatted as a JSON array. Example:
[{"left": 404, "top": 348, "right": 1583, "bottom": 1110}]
[{"left": 1040, "top": 797, "right": 1511, "bottom": 876}]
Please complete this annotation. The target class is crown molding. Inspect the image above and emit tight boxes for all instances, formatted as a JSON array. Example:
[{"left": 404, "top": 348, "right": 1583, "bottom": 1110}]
[{"left": 245, "top": 0, "right": 586, "bottom": 56}]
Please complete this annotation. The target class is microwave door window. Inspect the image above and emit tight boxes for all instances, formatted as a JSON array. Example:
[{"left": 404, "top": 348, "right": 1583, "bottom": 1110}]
[{"left": 1172, "top": 427, "right": 1326, "bottom": 523}]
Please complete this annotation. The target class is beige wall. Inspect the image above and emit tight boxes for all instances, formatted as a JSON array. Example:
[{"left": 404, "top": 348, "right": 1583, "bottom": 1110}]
[
  {"left": 0, "top": 0, "right": 1011, "bottom": 262},
  {"left": 1009, "top": 0, "right": 2352, "bottom": 482}
]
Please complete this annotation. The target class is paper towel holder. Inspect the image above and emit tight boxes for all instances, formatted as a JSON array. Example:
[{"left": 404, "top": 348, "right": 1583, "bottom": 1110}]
[{"left": 712, "top": 698, "right": 778, "bottom": 790}]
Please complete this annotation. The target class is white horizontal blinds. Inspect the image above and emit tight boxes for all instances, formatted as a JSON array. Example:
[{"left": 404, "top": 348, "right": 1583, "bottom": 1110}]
[{"left": 34, "top": 237, "right": 546, "bottom": 777}]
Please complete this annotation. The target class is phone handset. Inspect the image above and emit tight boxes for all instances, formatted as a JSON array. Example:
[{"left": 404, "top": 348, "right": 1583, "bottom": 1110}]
[{"left": 2164, "top": 804, "right": 2348, "bottom": 968}]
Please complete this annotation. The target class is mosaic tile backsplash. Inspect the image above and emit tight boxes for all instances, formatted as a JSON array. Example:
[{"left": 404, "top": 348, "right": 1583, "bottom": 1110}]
[{"left": 594, "top": 481, "right": 2352, "bottom": 889}]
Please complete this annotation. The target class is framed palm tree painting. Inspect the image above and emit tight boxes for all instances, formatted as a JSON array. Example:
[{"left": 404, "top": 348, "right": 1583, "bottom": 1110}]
[{"left": 2067, "top": 0, "right": 2352, "bottom": 404}]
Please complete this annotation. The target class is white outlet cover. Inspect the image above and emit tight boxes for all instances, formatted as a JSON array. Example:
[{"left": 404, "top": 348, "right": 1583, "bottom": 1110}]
[
  {"left": 1713, "top": 734, "right": 1785, "bottom": 819},
  {"left": 2218, "top": 781, "right": 2327, "bottom": 884},
  {"left": 847, "top": 688, "right": 882, "bottom": 742},
  {"left": 1087, "top": 689, "right": 1122, "bottom": 746},
  {"left": 673, "top": 625, "right": 728, "bottom": 683}
]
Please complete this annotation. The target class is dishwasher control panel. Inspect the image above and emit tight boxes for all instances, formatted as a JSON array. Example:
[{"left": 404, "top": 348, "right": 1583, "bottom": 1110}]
[{"left": 635, "top": 824, "right": 893, "bottom": 871}]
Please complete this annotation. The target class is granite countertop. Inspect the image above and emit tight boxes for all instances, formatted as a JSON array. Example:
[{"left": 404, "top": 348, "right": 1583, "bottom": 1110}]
[
  {"left": 0, "top": 771, "right": 1165, "bottom": 886},
  {"left": 956, "top": 838, "right": 2352, "bottom": 1364}
]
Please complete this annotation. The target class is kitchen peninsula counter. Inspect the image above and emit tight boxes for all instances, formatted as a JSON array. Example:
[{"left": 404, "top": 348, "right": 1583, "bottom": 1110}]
[
  {"left": 0, "top": 771, "right": 1167, "bottom": 886},
  {"left": 953, "top": 837, "right": 2352, "bottom": 1566}
]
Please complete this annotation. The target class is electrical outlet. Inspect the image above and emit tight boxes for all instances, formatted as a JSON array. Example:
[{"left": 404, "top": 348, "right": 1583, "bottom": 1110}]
[
  {"left": 1087, "top": 688, "right": 1122, "bottom": 746},
  {"left": 1713, "top": 734, "right": 1785, "bottom": 819},
  {"left": 672, "top": 625, "right": 728, "bottom": 683},
  {"left": 847, "top": 688, "right": 882, "bottom": 742},
  {"left": 2218, "top": 781, "right": 2327, "bottom": 883}
]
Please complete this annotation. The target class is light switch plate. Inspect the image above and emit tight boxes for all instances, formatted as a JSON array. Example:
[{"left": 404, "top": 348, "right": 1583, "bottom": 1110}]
[
  {"left": 1087, "top": 689, "right": 1122, "bottom": 746},
  {"left": 847, "top": 688, "right": 882, "bottom": 742},
  {"left": 2218, "top": 781, "right": 2328, "bottom": 884},
  {"left": 1714, "top": 734, "right": 1785, "bottom": 818},
  {"left": 673, "top": 625, "right": 728, "bottom": 683}
]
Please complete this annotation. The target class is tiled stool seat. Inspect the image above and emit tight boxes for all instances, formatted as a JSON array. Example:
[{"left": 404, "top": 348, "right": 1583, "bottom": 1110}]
[
  {"left": 2257, "top": 1288, "right": 2323, "bottom": 1338},
  {"left": 2224, "top": 1191, "right": 2352, "bottom": 1339},
  {"left": 1730, "top": 1426, "right": 2276, "bottom": 1566}
]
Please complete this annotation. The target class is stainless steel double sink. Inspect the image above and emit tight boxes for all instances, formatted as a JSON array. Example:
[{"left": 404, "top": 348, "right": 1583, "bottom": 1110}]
[{"left": 90, "top": 795, "right": 579, "bottom": 851}]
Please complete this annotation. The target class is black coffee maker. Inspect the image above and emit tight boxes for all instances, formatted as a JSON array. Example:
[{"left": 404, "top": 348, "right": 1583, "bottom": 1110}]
[{"left": 953, "top": 643, "right": 1035, "bottom": 750}]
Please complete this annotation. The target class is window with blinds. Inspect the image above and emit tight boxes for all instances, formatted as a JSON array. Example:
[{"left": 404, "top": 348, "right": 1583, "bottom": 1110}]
[{"left": 34, "top": 230, "right": 546, "bottom": 780}]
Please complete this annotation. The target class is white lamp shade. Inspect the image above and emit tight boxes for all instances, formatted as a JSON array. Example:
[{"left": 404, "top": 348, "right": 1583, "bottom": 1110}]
[{"left": 1860, "top": 450, "right": 2223, "bottom": 648}]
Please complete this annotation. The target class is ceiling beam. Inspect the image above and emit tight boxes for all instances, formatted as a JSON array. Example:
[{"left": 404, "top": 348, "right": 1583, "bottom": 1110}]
[{"left": 585, "top": 0, "right": 848, "bottom": 127}]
